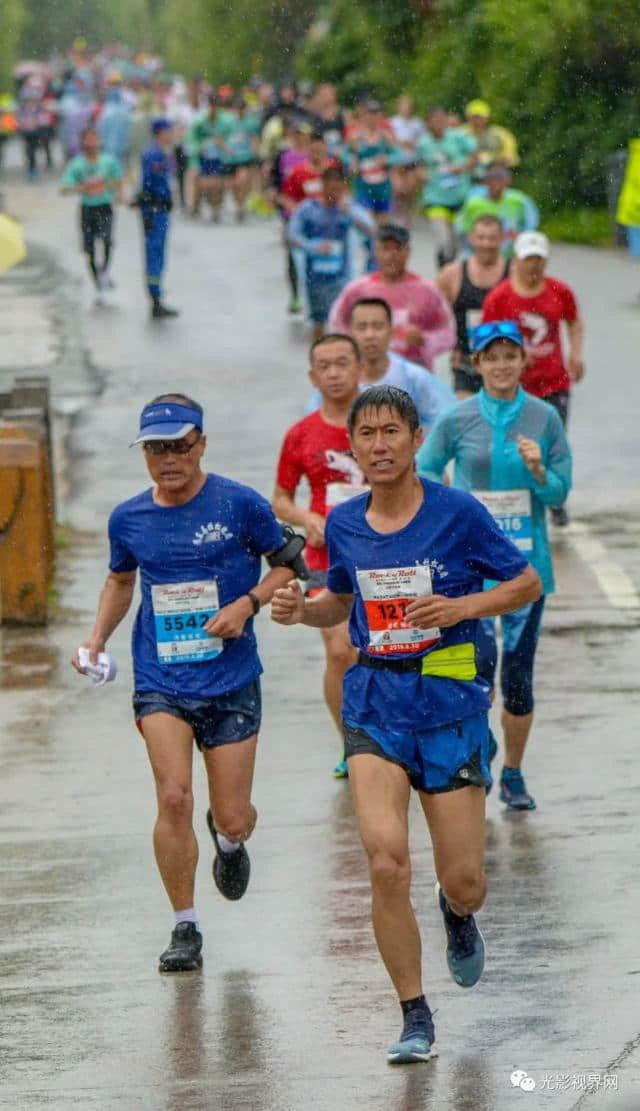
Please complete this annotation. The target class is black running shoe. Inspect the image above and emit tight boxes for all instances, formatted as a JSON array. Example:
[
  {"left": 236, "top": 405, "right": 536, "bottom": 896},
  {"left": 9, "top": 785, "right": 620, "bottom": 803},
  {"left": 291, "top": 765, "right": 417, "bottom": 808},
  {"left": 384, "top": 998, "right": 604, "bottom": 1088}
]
[
  {"left": 158, "top": 922, "right": 203, "bottom": 973},
  {"left": 151, "top": 301, "right": 180, "bottom": 319},
  {"left": 206, "top": 809, "right": 251, "bottom": 901},
  {"left": 550, "top": 506, "right": 569, "bottom": 527}
]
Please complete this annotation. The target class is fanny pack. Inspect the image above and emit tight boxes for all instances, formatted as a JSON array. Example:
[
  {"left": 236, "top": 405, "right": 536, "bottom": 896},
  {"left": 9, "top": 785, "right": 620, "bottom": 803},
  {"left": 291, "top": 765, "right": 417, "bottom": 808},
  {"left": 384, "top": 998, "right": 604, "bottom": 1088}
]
[{"left": 357, "top": 642, "right": 476, "bottom": 681}]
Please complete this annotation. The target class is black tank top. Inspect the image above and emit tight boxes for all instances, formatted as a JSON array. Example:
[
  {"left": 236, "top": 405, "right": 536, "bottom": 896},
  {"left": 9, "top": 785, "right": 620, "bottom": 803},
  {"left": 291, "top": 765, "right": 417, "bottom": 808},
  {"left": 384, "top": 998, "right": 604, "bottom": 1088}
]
[{"left": 453, "top": 258, "right": 510, "bottom": 356}]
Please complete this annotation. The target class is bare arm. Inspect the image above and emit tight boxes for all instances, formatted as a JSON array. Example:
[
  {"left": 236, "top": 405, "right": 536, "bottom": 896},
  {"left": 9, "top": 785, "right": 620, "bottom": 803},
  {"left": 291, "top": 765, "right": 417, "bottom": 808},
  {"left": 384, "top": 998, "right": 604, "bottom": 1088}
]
[
  {"left": 272, "top": 483, "right": 325, "bottom": 548},
  {"left": 405, "top": 565, "right": 541, "bottom": 629},
  {"left": 72, "top": 569, "right": 137, "bottom": 667},
  {"left": 205, "top": 564, "right": 293, "bottom": 638},
  {"left": 271, "top": 581, "right": 352, "bottom": 629},
  {"left": 566, "top": 317, "right": 585, "bottom": 381}
]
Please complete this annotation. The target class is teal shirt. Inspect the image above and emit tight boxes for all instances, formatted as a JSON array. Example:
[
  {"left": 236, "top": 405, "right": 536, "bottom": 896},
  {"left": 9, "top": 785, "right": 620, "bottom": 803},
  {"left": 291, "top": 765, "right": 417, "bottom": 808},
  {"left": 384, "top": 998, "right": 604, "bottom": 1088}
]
[
  {"left": 61, "top": 153, "right": 122, "bottom": 206},
  {"left": 416, "top": 388, "right": 572, "bottom": 594},
  {"left": 417, "top": 128, "right": 477, "bottom": 208}
]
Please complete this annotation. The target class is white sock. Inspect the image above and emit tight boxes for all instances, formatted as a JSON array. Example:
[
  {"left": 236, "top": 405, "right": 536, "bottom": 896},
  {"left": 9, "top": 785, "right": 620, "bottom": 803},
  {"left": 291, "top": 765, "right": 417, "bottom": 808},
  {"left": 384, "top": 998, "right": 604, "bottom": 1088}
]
[
  {"left": 175, "top": 907, "right": 198, "bottom": 926},
  {"left": 217, "top": 833, "right": 241, "bottom": 854}
]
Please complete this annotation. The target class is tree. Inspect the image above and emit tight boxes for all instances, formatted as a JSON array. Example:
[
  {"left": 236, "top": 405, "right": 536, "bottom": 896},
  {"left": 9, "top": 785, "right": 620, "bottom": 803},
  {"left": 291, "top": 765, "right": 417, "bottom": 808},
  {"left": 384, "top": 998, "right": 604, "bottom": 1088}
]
[{"left": 0, "top": 0, "right": 27, "bottom": 89}]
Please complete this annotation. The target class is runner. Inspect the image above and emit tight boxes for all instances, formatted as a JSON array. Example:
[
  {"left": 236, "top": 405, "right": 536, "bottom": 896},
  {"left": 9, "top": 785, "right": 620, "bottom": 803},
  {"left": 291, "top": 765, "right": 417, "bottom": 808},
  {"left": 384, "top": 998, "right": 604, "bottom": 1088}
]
[
  {"left": 456, "top": 162, "right": 539, "bottom": 256},
  {"left": 437, "top": 213, "right": 510, "bottom": 397},
  {"left": 416, "top": 106, "right": 477, "bottom": 267},
  {"left": 273, "top": 335, "right": 364, "bottom": 776},
  {"left": 188, "top": 94, "right": 233, "bottom": 221},
  {"left": 224, "top": 97, "right": 259, "bottom": 222},
  {"left": 305, "top": 298, "right": 454, "bottom": 428},
  {"left": 268, "top": 117, "right": 312, "bottom": 315},
  {"left": 461, "top": 100, "right": 519, "bottom": 179},
  {"left": 417, "top": 321, "right": 572, "bottom": 810},
  {"left": 272, "top": 384, "right": 541, "bottom": 1063},
  {"left": 482, "top": 231, "right": 584, "bottom": 525},
  {"left": 389, "top": 95, "right": 424, "bottom": 226},
  {"left": 60, "top": 125, "right": 122, "bottom": 304},
  {"left": 135, "top": 118, "right": 179, "bottom": 319},
  {"left": 345, "top": 99, "right": 394, "bottom": 224},
  {"left": 282, "top": 130, "right": 338, "bottom": 208},
  {"left": 72, "top": 393, "right": 304, "bottom": 973},
  {"left": 329, "top": 223, "right": 455, "bottom": 370},
  {"left": 288, "top": 166, "right": 375, "bottom": 340}
]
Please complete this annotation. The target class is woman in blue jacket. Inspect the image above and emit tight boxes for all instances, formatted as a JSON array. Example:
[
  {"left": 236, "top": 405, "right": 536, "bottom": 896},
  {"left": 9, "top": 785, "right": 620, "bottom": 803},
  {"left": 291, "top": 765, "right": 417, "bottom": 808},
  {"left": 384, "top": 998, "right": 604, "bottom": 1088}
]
[{"left": 417, "top": 320, "right": 571, "bottom": 811}]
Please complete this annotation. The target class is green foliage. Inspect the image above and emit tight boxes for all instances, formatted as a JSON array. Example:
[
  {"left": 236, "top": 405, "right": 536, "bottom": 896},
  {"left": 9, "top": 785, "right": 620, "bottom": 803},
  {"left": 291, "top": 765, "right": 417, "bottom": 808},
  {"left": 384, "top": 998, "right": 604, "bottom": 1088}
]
[
  {"left": 0, "top": 0, "right": 27, "bottom": 89},
  {"left": 161, "top": 0, "right": 316, "bottom": 83},
  {"left": 542, "top": 207, "right": 612, "bottom": 246},
  {"left": 409, "top": 0, "right": 640, "bottom": 210},
  {"left": 296, "top": 0, "right": 402, "bottom": 103},
  {"left": 19, "top": 0, "right": 155, "bottom": 58}
]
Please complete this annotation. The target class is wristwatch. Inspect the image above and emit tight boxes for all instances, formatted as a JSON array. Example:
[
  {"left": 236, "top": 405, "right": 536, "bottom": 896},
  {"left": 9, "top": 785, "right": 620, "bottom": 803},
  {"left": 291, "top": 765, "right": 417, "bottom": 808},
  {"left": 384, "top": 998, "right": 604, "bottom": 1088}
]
[{"left": 246, "top": 590, "right": 260, "bottom": 615}]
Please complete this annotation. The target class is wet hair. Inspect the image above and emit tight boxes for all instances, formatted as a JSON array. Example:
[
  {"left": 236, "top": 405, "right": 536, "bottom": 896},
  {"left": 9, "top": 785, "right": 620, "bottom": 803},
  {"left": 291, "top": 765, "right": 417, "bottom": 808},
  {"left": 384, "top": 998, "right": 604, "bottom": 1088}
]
[
  {"left": 427, "top": 105, "right": 447, "bottom": 117},
  {"left": 347, "top": 385, "right": 419, "bottom": 435},
  {"left": 310, "top": 333, "right": 360, "bottom": 362},
  {"left": 322, "top": 165, "right": 346, "bottom": 184},
  {"left": 349, "top": 297, "right": 393, "bottom": 323},
  {"left": 484, "top": 160, "right": 510, "bottom": 175},
  {"left": 149, "top": 392, "right": 203, "bottom": 418},
  {"left": 470, "top": 213, "right": 503, "bottom": 232}
]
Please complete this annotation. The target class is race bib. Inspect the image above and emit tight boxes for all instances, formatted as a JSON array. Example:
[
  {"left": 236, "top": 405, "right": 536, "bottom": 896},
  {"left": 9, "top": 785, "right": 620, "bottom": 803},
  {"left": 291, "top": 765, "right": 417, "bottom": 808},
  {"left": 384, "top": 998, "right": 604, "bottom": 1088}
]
[
  {"left": 465, "top": 308, "right": 483, "bottom": 341},
  {"left": 83, "top": 176, "right": 107, "bottom": 194},
  {"left": 309, "top": 238, "right": 344, "bottom": 276},
  {"left": 356, "top": 565, "right": 440, "bottom": 655},
  {"left": 326, "top": 481, "right": 369, "bottom": 508},
  {"left": 303, "top": 178, "right": 322, "bottom": 195},
  {"left": 151, "top": 580, "right": 221, "bottom": 664},
  {"left": 360, "top": 156, "right": 386, "bottom": 185},
  {"left": 200, "top": 142, "right": 221, "bottom": 161},
  {"left": 473, "top": 489, "right": 533, "bottom": 551}
]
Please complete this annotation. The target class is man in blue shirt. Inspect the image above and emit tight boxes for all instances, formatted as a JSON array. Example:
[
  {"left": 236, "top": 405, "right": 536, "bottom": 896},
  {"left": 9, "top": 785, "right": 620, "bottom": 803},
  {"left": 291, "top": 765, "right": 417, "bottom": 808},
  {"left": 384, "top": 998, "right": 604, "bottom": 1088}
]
[
  {"left": 73, "top": 394, "right": 301, "bottom": 973},
  {"left": 288, "top": 165, "right": 375, "bottom": 340},
  {"left": 272, "top": 385, "right": 540, "bottom": 1064},
  {"left": 137, "top": 118, "right": 178, "bottom": 319}
]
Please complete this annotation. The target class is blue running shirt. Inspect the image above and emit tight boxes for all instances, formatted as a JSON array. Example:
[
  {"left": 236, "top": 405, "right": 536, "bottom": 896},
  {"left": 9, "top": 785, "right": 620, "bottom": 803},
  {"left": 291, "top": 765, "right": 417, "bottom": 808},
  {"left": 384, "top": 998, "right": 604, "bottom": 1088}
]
[
  {"left": 108, "top": 474, "right": 284, "bottom": 697},
  {"left": 325, "top": 478, "right": 528, "bottom": 730}
]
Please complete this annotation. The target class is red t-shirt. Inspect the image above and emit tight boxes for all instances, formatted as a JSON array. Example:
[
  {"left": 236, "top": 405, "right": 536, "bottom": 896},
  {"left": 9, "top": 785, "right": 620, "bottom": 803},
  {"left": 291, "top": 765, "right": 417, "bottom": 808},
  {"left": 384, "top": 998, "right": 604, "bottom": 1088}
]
[
  {"left": 282, "top": 158, "right": 339, "bottom": 205},
  {"left": 482, "top": 276, "right": 578, "bottom": 397},
  {"left": 275, "top": 410, "right": 366, "bottom": 572}
]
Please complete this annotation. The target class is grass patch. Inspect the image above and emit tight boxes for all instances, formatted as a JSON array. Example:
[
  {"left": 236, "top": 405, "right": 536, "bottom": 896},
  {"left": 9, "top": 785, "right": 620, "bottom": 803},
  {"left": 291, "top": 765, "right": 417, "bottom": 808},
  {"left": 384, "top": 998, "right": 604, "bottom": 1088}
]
[{"left": 542, "top": 207, "right": 613, "bottom": 247}]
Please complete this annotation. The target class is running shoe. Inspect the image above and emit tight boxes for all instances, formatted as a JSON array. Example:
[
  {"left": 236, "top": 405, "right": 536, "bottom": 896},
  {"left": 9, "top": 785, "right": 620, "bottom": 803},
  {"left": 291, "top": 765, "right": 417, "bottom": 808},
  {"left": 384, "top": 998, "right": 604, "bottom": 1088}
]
[
  {"left": 288, "top": 295, "right": 302, "bottom": 314},
  {"left": 387, "top": 1005, "right": 437, "bottom": 1065},
  {"left": 151, "top": 302, "right": 180, "bottom": 319},
  {"left": 437, "top": 884, "right": 485, "bottom": 989},
  {"left": 485, "top": 728, "right": 499, "bottom": 795},
  {"left": 550, "top": 506, "right": 569, "bottom": 527},
  {"left": 332, "top": 755, "right": 349, "bottom": 779},
  {"left": 158, "top": 922, "right": 203, "bottom": 973},
  {"left": 206, "top": 809, "right": 251, "bottom": 900},
  {"left": 499, "top": 767, "right": 537, "bottom": 811}
]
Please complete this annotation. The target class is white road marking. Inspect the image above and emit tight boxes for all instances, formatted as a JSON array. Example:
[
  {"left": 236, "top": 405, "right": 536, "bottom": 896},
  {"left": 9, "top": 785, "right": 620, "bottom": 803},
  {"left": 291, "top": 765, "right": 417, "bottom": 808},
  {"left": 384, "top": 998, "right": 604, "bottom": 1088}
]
[{"left": 566, "top": 521, "right": 640, "bottom": 610}]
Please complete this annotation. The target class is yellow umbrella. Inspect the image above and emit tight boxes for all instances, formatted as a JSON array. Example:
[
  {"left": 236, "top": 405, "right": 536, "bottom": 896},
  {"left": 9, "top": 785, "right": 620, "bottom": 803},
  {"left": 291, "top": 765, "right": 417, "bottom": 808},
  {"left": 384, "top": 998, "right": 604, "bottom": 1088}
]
[{"left": 0, "top": 214, "right": 26, "bottom": 275}]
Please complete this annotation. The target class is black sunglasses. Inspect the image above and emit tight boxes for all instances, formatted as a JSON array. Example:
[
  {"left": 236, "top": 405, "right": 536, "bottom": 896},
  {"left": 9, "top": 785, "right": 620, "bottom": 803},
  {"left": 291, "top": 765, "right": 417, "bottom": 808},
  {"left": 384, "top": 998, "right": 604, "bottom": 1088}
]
[{"left": 142, "top": 432, "right": 201, "bottom": 456}]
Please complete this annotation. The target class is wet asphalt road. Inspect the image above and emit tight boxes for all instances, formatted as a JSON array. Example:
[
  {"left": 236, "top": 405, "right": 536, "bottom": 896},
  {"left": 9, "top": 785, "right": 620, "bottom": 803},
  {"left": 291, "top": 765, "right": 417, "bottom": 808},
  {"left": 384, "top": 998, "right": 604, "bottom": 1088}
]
[{"left": 1, "top": 168, "right": 640, "bottom": 1110}]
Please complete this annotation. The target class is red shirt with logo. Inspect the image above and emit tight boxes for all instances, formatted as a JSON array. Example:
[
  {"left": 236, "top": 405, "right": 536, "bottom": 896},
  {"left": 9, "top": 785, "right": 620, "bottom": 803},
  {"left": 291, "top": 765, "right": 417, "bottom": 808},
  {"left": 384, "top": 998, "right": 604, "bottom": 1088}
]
[
  {"left": 276, "top": 410, "right": 365, "bottom": 572},
  {"left": 282, "top": 158, "right": 339, "bottom": 205},
  {"left": 482, "top": 276, "right": 579, "bottom": 397}
]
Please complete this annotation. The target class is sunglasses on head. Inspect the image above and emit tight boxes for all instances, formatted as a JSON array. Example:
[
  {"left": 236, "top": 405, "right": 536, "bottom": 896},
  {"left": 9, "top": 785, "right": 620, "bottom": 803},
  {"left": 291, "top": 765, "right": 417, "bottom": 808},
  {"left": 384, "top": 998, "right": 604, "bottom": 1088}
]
[
  {"left": 142, "top": 432, "right": 201, "bottom": 456},
  {"left": 472, "top": 321, "right": 523, "bottom": 350}
]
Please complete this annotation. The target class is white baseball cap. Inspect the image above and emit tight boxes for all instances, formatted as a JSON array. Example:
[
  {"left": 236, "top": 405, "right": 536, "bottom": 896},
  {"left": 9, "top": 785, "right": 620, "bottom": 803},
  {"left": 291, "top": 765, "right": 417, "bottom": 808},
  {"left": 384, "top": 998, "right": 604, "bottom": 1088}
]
[{"left": 514, "top": 231, "right": 549, "bottom": 260}]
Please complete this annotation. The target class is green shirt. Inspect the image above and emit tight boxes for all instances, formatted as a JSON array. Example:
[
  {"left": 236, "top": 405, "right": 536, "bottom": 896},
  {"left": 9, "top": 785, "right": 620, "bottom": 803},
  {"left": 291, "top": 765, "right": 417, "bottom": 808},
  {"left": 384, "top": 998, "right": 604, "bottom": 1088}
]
[
  {"left": 417, "top": 128, "right": 477, "bottom": 208},
  {"left": 61, "top": 153, "right": 122, "bottom": 206}
]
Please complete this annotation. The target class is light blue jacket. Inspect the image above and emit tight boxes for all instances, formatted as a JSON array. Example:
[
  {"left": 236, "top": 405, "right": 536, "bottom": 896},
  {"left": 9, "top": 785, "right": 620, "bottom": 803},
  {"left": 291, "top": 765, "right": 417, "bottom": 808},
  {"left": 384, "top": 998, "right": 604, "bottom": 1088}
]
[{"left": 416, "top": 388, "right": 572, "bottom": 593}]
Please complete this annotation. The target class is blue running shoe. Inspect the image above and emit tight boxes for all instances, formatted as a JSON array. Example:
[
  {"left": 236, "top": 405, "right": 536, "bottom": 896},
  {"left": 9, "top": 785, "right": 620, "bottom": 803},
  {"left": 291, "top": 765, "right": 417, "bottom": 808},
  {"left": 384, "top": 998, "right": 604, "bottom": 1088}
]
[
  {"left": 332, "top": 755, "right": 349, "bottom": 779},
  {"left": 499, "top": 767, "right": 536, "bottom": 811},
  {"left": 387, "top": 1005, "right": 437, "bottom": 1065},
  {"left": 437, "top": 885, "right": 485, "bottom": 988},
  {"left": 486, "top": 729, "right": 499, "bottom": 795}
]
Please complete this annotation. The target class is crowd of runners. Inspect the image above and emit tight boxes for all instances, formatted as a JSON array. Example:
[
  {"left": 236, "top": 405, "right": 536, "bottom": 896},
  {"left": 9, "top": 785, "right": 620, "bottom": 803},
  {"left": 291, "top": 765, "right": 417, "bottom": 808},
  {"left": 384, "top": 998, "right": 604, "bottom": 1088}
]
[{"left": 5, "top": 40, "right": 591, "bottom": 1069}]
